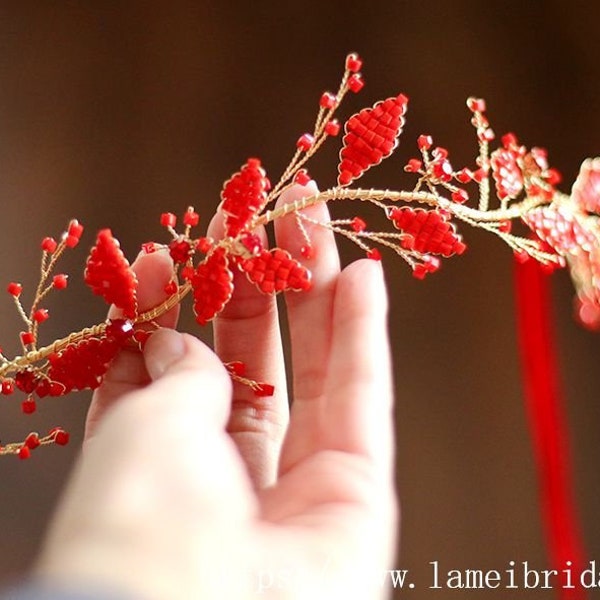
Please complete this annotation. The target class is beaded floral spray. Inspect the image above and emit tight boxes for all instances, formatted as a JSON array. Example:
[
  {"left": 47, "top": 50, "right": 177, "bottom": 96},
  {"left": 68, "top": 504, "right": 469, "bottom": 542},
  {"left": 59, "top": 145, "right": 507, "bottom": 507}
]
[{"left": 1, "top": 52, "right": 600, "bottom": 459}]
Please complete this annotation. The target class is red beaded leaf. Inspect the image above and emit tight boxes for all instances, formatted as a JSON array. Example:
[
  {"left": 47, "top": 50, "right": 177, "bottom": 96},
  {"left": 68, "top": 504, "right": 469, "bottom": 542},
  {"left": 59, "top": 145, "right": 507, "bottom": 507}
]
[
  {"left": 491, "top": 147, "right": 524, "bottom": 200},
  {"left": 220, "top": 158, "right": 271, "bottom": 237},
  {"left": 239, "top": 248, "right": 312, "bottom": 294},
  {"left": 191, "top": 248, "right": 234, "bottom": 325},
  {"left": 572, "top": 157, "right": 600, "bottom": 214},
  {"left": 338, "top": 94, "right": 409, "bottom": 186},
  {"left": 389, "top": 207, "right": 466, "bottom": 257},
  {"left": 84, "top": 229, "right": 138, "bottom": 318},
  {"left": 522, "top": 205, "right": 597, "bottom": 256}
]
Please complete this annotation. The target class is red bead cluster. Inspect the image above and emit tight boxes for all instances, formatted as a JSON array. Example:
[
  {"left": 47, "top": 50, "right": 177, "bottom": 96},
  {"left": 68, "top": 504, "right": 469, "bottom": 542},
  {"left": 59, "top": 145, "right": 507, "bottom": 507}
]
[
  {"left": 220, "top": 159, "right": 271, "bottom": 237},
  {"left": 240, "top": 248, "right": 312, "bottom": 294},
  {"left": 338, "top": 94, "right": 408, "bottom": 186},
  {"left": 84, "top": 229, "right": 138, "bottom": 319},
  {"left": 389, "top": 207, "right": 466, "bottom": 258}
]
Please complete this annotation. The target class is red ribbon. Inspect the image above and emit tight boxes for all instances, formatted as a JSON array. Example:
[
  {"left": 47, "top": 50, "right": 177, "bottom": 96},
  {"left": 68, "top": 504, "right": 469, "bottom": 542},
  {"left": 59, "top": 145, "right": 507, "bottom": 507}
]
[{"left": 514, "top": 258, "right": 587, "bottom": 599}]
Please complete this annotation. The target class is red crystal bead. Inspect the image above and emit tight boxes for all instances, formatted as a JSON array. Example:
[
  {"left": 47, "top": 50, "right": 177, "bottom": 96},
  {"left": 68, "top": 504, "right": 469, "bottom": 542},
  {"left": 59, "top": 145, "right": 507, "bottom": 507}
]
[
  {"left": 412, "top": 264, "right": 428, "bottom": 280},
  {"left": 324, "top": 119, "right": 340, "bottom": 136},
  {"left": 65, "top": 234, "right": 80, "bottom": 248},
  {"left": 467, "top": 97, "right": 486, "bottom": 112},
  {"left": 320, "top": 92, "right": 336, "bottom": 109},
  {"left": 160, "top": 213, "right": 177, "bottom": 228},
  {"left": 456, "top": 168, "right": 474, "bottom": 183},
  {"left": 21, "top": 399, "right": 36, "bottom": 414},
  {"left": 52, "top": 274, "right": 68, "bottom": 289},
  {"left": 15, "top": 369, "right": 38, "bottom": 394},
  {"left": 498, "top": 221, "right": 512, "bottom": 233},
  {"left": 367, "top": 248, "right": 382, "bottom": 261},
  {"left": 417, "top": 134, "right": 433, "bottom": 151},
  {"left": 254, "top": 383, "right": 275, "bottom": 397},
  {"left": 502, "top": 132, "right": 519, "bottom": 148},
  {"left": 405, "top": 158, "right": 422, "bottom": 173},
  {"left": 432, "top": 160, "right": 453, "bottom": 182},
  {"left": 227, "top": 361, "right": 246, "bottom": 376},
  {"left": 20, "top": 332, "right": 35, "bottom": 345},
  {"left": 348, "top": 73, "right": 364, "bottom": 93},
  {"left": 106, "top": 318, "right": 135, "bottom": 341},
  {"left": 33, "top": 309, "right": 49, "bottom": 323},
  {"left": 196, "top": 237, "right": 213, "bottom": 254},
  {"left": 545, "top": 168, "right": 562, "bottom": 186},
  {"left": 41, "top": 237, "right": 58, "bottom": 253},
  {"left": 514, "top": 249, "right": 530, "bottom": 264},
  {"left": 169, "top": 238, "right": 193, "bottom": 264},
  {"left": 294, "top": 169, "right": 311, "bottom": 186},
  {"left": 345, "top": 52, "right": 363, "bottom": 73},
  {"left": 300, "top": 245, "right": 314, "bottom": 259},
  {"left": 183, "top": 208, "right": 200, "bottom": 227},
  {"left": 164, "top": 280, "right": 178, "bottom": 295},
  {"left": 53, "top": 429, "right": 70, "bottom": 445},
  {"left": 473, "top": 168, "right": 487, "bottom": 183},
  {"left": 7, "top": 282, "right": 22, "bottom": 297},
  {"left": 25, "top": 433, "right": 40, "bottom": 450},
  {"left": 296, "top": 133, "right": 315, "bottom": 152},
  {"left": 1, "top": 380, "right": 14, "bottom": 395},
  {"left": 18, "top": 445, "right": 31, "bottom": 460},
  {"left": 351, "top": 217, "right": 367, "bottom": 232},
  {"left": 451, "top": 189, "right": 469, "bottom": 204},
  {"left": 68, "top": 219, "right": 84, "bottom": 239}
]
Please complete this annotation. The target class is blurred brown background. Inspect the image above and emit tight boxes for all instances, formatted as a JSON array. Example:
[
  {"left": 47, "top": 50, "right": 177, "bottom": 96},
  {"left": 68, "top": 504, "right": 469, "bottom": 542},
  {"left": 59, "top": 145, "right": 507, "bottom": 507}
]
[{"left": 0, "top": 1, "right": 599, "bottom": 598}]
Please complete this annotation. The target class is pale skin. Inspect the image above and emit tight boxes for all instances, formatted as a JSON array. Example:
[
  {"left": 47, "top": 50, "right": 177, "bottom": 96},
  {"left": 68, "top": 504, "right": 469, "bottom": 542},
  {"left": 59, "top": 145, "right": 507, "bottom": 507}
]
[{"left": 35, "top": 183, "right": 398, "bottom": 599}]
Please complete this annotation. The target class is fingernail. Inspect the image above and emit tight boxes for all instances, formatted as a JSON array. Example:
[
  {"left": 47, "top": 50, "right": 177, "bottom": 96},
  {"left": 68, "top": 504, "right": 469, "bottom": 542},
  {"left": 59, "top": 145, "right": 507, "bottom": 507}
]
[{"left": 145, "top": 328, "right": 186, "bottom": 380}]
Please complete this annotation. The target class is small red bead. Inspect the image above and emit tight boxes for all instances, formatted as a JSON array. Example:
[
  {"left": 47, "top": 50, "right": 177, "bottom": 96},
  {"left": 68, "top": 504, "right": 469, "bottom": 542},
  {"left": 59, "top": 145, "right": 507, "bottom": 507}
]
[
  {"left": 400, "top": 235, "right": 415, "bottom": 250},
  {"left": 1, "top": 380, "right": 14, "bottom": 395},
  {"left": 25, "top": 433, "right": 40, "bottom": 450},
  {"left": 18, "top": 445, "right": 31, "bottom": 460},
  {"left": 348, "top": 73, "right": 364, "bottom": 93},
  {"left": 451, "top": 189, "right": 469, "bottom": 204},
  {"left": 480, "top": 128, "right": 495, "bottom": 142},
  {"left": 404, "top": 158, "right": 423, "bottom": 173},
  {"left": 432, "top": 147, "right": 449, "bottom": 160},
  {"left": 183, "top": 209, "right": 200, "bottom": 227},
  {"left": 164, "top": 280, "right": 178, "bottom": 295},
  {"left": 294, "top": 169, "right": 311, "bottom": 186},
  {"left": 351, "top": 217, "right": 367, "bottom": 232},
  {"left": 502, "top": 132, "right": 519, "bottom": 148},
  {"left": 254, "top": 383, "right": 275, "bottom": 397},
  {"left": 160, "top": 212, "right": 177, "bottom": 228},
  {"left": 169, "top": 238, "right": 193, "bottom": 263},
  {"left": 7, "top": 282, "right": 22, "bottom": 297},
  {"left": 473, "top": 168, "right": 487, "bottom": 183},
  {"left": 20, "top": 332, "right": 35, "bottom": 345},
  {"left": 68, "top": 219, "right": 84, "bottom": 239},
  {"left": 345, "top": 52, "right": 363, "bottom": 73},
  {"left": 514, "top": 249, "right": 530, "bottom": 264},
  {"left": 21, "top": 399, "right": 36, "bottom": 414},
  {"left": 545, "top": 168, "right": 562, "bottom": 186},
  {"left": 133, "top": 329, "right": 151, "bottom": 349},
  {"left": 195, "top": 237, "right": 213, "bottom": 254},
  {"left": 432, "top": 160, "right": 453, "bottom": 182},
  {"left": 498, "top": 221, "right": 512, "bottom": 233},
  {"left": 33, "top": 309, "right": 49, "bottom": 323},
  {"left": 52, "top": 274, "right": 68, "bottom": 289},
  {"left": 106, "top": 318, "right": 135, "bottom": 342},
  {"left": 41, "top": 237, "right": 58, "bottom": 253},
  {"left": 424, "top": 255, "right": 440, "bottom": 273},
  {"left": 324, "top": 119, "right": 340, "bottom": 136},
  {"left": 456, "top": 168, "right": 474, "bottom": 183},
  {"left": 367, "top": 248, "right": 382, "bottom": 261},
  {"left": 141, "top": 242, "right": 157, "bottom": 254},
  {"left": 181, "top": 265, "right": 195, "bottom": 280},
  {"left": 228, "top": 361, "right": 246, "bottom": 376},
  {"left": 65, "top": 234, "right": 80, "bottom": 248},
  {"left": 467, "top": 97, "right": 486, "bottom": 113},
  {"left": 320, "top": 92, "right": 336, "bottom": 109},
  {"left": 417, "top": 135, "right": 433, "bottom": 151},
  {"left": 300, "top": 245, "right": 314, "bottom": 259},
  {"left": 412, "top": 264, "right": 428, "bottom": 279},
  {"left": 296, "top": 133, "right": 315, "bottom": 152},
  {"left": 54, "top": 430, "right": 70, "bottom": 446}
]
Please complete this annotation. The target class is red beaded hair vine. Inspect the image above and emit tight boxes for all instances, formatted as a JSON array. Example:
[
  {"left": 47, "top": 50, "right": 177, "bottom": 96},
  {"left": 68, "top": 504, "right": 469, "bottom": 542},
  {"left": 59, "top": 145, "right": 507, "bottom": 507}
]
[{"left": 1, "top": 52, "right": 599, "bottom": 459}]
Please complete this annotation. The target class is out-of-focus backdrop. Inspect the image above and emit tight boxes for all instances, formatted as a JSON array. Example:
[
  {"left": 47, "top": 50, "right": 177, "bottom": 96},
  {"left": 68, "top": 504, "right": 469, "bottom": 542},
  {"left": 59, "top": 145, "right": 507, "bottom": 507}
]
[{"left": 0, "top": 2, "right": 598, "bottom": 598}]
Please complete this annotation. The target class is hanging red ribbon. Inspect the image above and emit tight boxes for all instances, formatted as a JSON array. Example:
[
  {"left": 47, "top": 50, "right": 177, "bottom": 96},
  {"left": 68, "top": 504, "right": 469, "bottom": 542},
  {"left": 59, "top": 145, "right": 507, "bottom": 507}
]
[{"left": 514, "top": 258, "right": 587, "bottom": 599}]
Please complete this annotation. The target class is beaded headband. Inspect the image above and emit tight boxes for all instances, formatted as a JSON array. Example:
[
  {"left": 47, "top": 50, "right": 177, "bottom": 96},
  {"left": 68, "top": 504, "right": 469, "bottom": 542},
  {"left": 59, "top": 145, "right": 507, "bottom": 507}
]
[{"left": 1, "top": 52, "right": 599, "bottom": 458}]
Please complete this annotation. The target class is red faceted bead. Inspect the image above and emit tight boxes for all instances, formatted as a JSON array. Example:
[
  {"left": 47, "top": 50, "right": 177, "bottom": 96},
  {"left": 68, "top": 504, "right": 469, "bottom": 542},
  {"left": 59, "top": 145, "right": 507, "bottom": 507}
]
[
  {"left": 320, "top": 92, "right": 336, "bottom": 109},
  {"left": 513, "top": 249, "right": 530, "bottom": 264},
  {"left": 68, "top": 219, "right": 84, "bottom": 239},
  {"left": 227, "top": 361, "right": 246, "bottom": 376},
  {"left": 21, "top": 399, "right": 36, "bottom": 414},
  {"left": 15, "top": 369, "right": 38, "bottom": 394},
  {"left": 33, "top": 309, "right": 49, "bottom": 323},
  {"left": 473, "top": 168, "right": 487, "bottom": 183},
  {"left": 412, "top": 264, "right": 428, "bottom": 279},
  {"left": 405, "top": 158, "right": 423, "bottom": 173},
  {"left": 367, "top": 248, "right": 382, "bottom": 261},
  {"left": 451, "top": 189, "right": 469, "bottom": 204},
  {"left": 467, "top": 97, "right": 486, "bottom": 113},
  {"left": 324, "top": 119, "right": 340, "bottom": 136},
  {"left": 545, "top": 168, "right": 562, "bottom": 186},
  {"left": 160, "top": 213, "right": 177, "bottom": 228},
  {"left": 106, "top": 318, "right": 134, "bottom": 341},
  {"left": 294, "top": 169, "right": 311, "bottom": 186},
  {"left": 18, "top": 445, "right": 31, "bottom": 460},
  {"left": 300, "top": 245, "right": 314, "bottom": 259},
  {"left": 169, "top": 238, "right": 193, "bottom": 264},
  {"left": 41, "top": 237, "right": 58, "bottom": 253},
  {"left": 502, "top": 132, "right": 519, "bottom": 148},
  {"left": 348, "top": 73, "right": 364, "bottom": 93},
  {"left": 52, "top": 274, "right": 68, "bottom": 289},
  {"left": 456, "top": 168, "right": 474, "bottom": 183},
  {"left": 164, "top": 280, "right": 178, "bottom": 295},
  {"left": 345, "top": 52, "right": 362, "bottom": 73},
  {"left": 54, "top": 430, "right": 70, "bottom": 446},
  {"left": 431, "top": 160, "right": 453, "bottom": 182},
  {"left": 254, "top": 383, "right": 275, "bottom": 397},
  {"left": 338, "top": 94, "right": 408, "bottom": 185},
  {"left": 417, "top": 134, "right": 433, "bottom": 151},
  {"left": 7, "top": 282, "right": 22, "bottom": 297},
  {"left": 20, "top": 331, "right": 35, "bottom": 345},
  {"left": 296, "top": 133, "right": 315, "bottom": 152},
  {"left": 498, "top": 221, "right": 512, "bottom": 233},
  {"left": 65, "top": 235, "right": 80, "bottom": 248},
  {"left": 351, "top": 217, "right": 367, "bottom": 232},
  {"left": 183, "top": 208, "right": 200, "bottom": 227},
  {"left": 25, "top": 433, "right": 40, "bottom": 450},
  {"left": 1, "top": 379, "right": 14, "bottom": 395}
]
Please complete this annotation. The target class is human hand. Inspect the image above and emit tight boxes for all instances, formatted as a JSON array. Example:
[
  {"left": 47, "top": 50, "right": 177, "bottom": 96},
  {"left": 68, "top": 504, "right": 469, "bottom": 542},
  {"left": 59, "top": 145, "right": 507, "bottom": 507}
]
[{"left": 35, "top": 183, "right": 398, "bottom": 599}]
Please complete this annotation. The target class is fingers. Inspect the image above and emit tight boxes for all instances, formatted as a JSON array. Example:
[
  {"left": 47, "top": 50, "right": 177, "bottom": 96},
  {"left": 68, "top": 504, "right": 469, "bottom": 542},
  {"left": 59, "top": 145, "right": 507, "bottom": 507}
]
[
  {"left": 208, "top": 212, "right": 287, "bottom": 488},
  {"left": 274, "top": 182, "right": 341, "bottom": 474},
  {"left": 85, "top": 250, "right": 179, "bottom": 441},
  {"left": 323, "top": 259, "right": 394, "bottom": 477}
]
